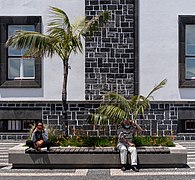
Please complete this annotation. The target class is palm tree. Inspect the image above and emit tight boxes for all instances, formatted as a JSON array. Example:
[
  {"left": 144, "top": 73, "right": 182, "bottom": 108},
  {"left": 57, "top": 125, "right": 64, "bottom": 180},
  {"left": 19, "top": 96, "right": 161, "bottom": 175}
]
[
  {"left": 6, "top": 7, "right": 110, "bottom": 120},
  {"left": 89, "top": 79, "right": 167, "bottom": 125}
]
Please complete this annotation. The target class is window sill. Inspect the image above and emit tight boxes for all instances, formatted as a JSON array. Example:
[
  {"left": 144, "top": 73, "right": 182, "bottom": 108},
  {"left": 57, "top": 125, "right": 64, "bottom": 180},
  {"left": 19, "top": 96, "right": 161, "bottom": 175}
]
[
  {"left": 179, "top": 80, "right": 195, "bottom": 88},
  {"left": 0, "top": 80, "right": 41, "bottom": 88}
]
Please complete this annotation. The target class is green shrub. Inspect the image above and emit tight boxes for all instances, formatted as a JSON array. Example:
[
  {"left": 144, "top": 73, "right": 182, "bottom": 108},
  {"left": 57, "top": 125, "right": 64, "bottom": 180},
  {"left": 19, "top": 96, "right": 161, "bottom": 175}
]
[
  {"left": 27, "top": 125, "right": 175, "bottom": 147},
  {"left": 132, "top": 136, "right": 175, "bottom": 147},
  {"left": 58, "top": 136, "right": 117, "bottom": 147},
  {"left": 58, "top": 135, "right": 175, "bottom": 147},
  {"left": 80, "top": 136, "right": 117, "bottom": 147}
]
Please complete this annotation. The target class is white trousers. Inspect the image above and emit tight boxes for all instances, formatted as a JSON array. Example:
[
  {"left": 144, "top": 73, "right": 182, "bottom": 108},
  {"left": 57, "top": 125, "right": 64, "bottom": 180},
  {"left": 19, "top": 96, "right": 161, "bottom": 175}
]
[{"left": 117, "top": 142, "right": 137, "bottom": 166}]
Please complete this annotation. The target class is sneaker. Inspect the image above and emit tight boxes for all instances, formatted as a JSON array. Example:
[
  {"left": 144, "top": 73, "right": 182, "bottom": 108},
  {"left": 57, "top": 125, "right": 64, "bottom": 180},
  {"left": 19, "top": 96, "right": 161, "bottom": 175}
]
[
  {"left": 132, "top": 165, "right": 139, "bottom": 172},
  {"left": 121, "top": 166, "right": 126, "bottom": 171},
  {"left": 36, "top": 147, "right": 41, "bottom": 152},
  {"left": 25, "top": 147, "right": 36, "bottom": 153}
]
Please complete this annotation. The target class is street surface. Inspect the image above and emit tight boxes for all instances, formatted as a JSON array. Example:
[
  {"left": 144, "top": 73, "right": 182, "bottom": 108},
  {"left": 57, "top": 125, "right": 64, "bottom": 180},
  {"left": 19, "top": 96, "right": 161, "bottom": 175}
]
[{"left": 0, "top": 141, "right": 194, "bottom": 180}]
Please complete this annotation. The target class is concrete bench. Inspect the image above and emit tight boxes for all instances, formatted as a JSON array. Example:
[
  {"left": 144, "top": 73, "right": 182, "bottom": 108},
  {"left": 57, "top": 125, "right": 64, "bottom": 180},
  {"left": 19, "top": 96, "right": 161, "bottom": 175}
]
[
  {"left": 25, "top": 146, "right": 171, "bottom": 154},
  {"left": 8, "top": 143, "right": 187, "bottom": 169}
]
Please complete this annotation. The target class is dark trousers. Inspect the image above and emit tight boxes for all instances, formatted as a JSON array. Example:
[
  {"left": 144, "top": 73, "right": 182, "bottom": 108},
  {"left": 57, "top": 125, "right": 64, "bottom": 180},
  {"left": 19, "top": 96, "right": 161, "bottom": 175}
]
[{"left": 26, "top": 140, "right": 52, "bottom": 150}]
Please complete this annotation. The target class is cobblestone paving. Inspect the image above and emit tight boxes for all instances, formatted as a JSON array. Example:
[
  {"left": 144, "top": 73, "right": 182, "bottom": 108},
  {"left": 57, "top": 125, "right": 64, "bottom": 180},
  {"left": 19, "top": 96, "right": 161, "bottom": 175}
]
[
  {"left": 0, "top": 141, "right": 195, "bottom": 180},
  {"left": 177, "top": 141, "right": 195, "bottom": 169}
]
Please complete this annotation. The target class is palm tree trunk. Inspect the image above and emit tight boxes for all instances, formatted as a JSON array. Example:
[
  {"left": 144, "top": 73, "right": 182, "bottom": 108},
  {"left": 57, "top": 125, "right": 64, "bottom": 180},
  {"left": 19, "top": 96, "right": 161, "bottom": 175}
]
[{"left": 62, "top": 59, "right": 69, "bottom": 120}]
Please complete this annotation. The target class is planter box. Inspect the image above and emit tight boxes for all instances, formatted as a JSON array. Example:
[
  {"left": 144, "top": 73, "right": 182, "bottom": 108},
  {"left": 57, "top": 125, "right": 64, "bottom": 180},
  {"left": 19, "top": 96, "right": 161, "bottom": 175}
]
[{"left": 8, "top": 143, "right": 187, "bottom": 169}]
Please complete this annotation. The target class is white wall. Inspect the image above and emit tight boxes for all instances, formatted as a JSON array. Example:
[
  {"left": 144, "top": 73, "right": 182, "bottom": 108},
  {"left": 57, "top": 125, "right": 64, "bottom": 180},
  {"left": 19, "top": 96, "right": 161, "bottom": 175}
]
[
  {"left": 139, "top": 0, "right": 195, "bottom": 101},
  {"left": 0, "top": 0, "right": 85, "bottom": 101}
]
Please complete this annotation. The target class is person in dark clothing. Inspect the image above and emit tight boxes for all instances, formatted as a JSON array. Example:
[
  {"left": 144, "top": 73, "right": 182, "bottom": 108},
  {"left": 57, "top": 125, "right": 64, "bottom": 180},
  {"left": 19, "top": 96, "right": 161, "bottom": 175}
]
[{"left": 26, "top": 122, "right": 52, "bottom": 151}]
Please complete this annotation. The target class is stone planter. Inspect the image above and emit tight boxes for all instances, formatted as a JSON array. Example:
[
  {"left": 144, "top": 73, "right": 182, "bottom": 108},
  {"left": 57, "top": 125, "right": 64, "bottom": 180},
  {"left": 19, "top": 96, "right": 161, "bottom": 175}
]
[{"left": 8, "top": 143, "right": 187, "bottom": 169}]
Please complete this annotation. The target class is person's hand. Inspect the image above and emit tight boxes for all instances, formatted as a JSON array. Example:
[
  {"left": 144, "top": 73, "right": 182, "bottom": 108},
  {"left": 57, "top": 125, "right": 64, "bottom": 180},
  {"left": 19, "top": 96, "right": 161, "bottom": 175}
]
[
  {"left": 33, "top": 128, "right": 38, "bottom": 133},
  {"left": 128, "top": 142, "right": 135, "bottom": 147},
  {"left": 129, "top": 120, "right": 133, "bottom": 124},
  {"left": 36, "top": 140, "right": 44, "bottom": 147}
]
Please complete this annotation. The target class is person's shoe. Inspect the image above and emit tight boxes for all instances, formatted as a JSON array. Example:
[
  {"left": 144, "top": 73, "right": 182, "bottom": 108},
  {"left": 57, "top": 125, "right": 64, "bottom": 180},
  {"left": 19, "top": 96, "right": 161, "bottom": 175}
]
[
  {"left": 37, "top": 147, "right": 41, "bottom": 152},
  {"left": 121, "top": 165, "right": 126, "bottom": 171},
  {"left": 132, "top": 165, "right": 139, "bottom": 172}
]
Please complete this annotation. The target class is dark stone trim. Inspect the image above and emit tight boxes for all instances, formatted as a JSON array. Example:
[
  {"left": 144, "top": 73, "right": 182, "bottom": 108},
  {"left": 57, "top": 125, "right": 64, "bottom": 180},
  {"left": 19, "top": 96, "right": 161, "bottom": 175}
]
[
  {"left": 0, "top": 16, "right": 42, "bottom": 88},
  {"left": 0, "top": 108, "right": 42, "bottom": 119},
  {"left": 134, "top": 0, "right": 139, "bottom": 95},
  {"left": 85, "top": 0, "right": 136, "bottom": 100},
  {"left": 0, "top": 100, "right": 195, "bottom": 138},
  {"left": 2, "top": 100, "right": 195, "bottom": 104},
  {"left": 179, "top": 15, "right": 195, "bottom": 88}
]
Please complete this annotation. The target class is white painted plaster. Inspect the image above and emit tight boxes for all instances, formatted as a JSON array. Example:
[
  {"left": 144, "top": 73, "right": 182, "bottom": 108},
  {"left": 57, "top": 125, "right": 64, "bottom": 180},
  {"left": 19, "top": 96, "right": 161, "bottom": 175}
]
[
  {"left": 139, "top": 0, "right": 195, "bottom": 101},
  {"left": 0, "top": 0, "right": 85, "bottom": 101}
]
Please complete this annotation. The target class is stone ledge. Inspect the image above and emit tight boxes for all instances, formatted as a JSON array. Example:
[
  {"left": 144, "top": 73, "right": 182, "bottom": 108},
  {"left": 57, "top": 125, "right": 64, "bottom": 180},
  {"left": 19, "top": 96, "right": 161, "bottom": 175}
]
[
  {"left": 8, "top": 143, "right": 187, "bottom": 169},
  {"left": 25, "top": 146, "right": 170, "bottom": 154}
]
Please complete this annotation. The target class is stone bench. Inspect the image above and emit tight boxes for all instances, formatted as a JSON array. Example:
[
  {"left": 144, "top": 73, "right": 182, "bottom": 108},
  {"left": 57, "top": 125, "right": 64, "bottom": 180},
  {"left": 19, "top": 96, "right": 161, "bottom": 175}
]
[
  {"left": 8, "top": 143, "right": 187, "bottom": 169},
  {"left": 25, "top": 146, "right": 171, "bottom": 154}
]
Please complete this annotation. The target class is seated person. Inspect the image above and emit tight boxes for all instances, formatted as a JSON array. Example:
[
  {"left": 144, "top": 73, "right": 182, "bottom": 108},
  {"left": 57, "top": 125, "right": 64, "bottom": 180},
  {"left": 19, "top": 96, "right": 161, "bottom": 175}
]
[
  {"left": 26, "top": 122, "right": 52, "bottom": 151},
  {"left": 117, "top": 118, "right": 143, "bottom": 172}
]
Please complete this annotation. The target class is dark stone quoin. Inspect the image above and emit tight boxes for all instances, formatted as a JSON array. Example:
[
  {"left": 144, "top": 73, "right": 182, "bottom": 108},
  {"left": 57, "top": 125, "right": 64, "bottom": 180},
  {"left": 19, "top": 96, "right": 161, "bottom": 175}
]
[{"left": 85, "top": 0, "right": 139, "bottom": 100}]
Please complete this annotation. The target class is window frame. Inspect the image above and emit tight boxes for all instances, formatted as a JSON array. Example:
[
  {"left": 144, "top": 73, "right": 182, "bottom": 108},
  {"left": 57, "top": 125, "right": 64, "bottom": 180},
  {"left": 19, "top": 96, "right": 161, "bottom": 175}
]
[
  {"left": 0, "top": 16, "right": 42, "bottom": 88},
  {"left": 179, "top": 15, "right": 195, "bottom": 88},
  {"left": 7, "top": 25, "right": 36, "bottom": 80},
  {"left": 0, "top": 119, "right": 39, "bottom": 132},
  {"left": 8, "top": 58, "right": 35, "bottom": 80}
]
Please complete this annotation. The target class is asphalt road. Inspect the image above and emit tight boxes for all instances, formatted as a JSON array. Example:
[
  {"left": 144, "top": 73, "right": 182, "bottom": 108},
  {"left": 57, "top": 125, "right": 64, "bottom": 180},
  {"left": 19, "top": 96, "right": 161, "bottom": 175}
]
[{"left": 0, "top": 167, "right": 195, "bottom": 180}]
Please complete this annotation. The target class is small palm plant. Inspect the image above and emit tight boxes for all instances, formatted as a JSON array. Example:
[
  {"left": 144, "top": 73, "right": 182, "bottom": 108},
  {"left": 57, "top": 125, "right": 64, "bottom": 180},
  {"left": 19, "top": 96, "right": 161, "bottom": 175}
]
[
  {"left": 6, "top": 7, "right": 110, "bottom": 120},
  {"left": 89, "top": 79, "right": 167, "bottom": 125}
]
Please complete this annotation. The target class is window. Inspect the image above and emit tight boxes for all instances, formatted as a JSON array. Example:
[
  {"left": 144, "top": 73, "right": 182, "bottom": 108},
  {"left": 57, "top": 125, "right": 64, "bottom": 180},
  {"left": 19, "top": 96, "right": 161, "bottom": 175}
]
[
  {"left": 0, "top": 120, "right": 38, "bottom": 132},
  {"left": 185, "top": 25, "right": 195, "bottom": 79},
  {"left": 179, "top": 16, "right": 195, "bottom": 87},
  {"left": 8, "top": 120, "right": 21, "bottom": 131},
  {"left": 0, "top": 16, "right": 42, "bottom": 88},
  {"left": 185, "top": 120, "right": 195, "bottom": 132},
  {"left": 8, "top": 25, "right": 35, "bottom": 80}
]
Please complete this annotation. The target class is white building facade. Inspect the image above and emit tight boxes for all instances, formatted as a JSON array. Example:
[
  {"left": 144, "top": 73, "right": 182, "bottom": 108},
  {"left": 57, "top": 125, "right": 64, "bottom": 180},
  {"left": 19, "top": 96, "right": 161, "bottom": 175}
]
[
  {"left": 0, "top": 0, "right": 194, "bottom": 140},
  {"left": 0, "top": 0, "right": 85, "bottom": 101},
  {"left": 140, "top": 0, "right": 195, "bottom": 101}
]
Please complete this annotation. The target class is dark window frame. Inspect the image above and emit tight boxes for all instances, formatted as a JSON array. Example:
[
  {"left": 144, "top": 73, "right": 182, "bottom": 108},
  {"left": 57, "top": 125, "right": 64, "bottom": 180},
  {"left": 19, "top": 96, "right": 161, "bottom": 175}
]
[
  {"left": 0, "top": 119, "right": 39, "bottom": 132},
  {"left": 179, "top": 15, "right": 195, "bottom": 88},
  {"left": 0, "top": 16, "right": 42, "bottom": 88}
]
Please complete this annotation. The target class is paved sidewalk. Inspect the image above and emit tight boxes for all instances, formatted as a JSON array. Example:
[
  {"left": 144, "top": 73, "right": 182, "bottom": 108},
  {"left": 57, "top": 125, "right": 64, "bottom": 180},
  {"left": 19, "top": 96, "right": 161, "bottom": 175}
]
[
  {"left": 176, "top": 141, "right": 195, "bottom": 169},
  {"left": 0, "top": 167, "right": 195, "bottom": 180},
  {"left": 0, "top": 141, "right": 195, "bottom": 179},
  {"left": 0, "top": 142, "right": 20, "bottom": 167}
]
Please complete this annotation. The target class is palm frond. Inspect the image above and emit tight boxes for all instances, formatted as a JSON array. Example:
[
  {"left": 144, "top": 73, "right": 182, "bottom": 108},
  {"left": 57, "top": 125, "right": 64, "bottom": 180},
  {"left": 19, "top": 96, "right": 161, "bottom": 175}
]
[
  {"left": 6, "top": 31, "right": 56, "bottom": 58},
  {"left": 70, "top": 35, "right": 83, "bottom": 54},
  {"left": 97, "top": 104, "right": 128, "bottom": 123},
  {"left": 104, "top": 92, "right": 132, "bottom": 113},
  {"left": 89, "top": 79, "right": 167, "bottom": 125},
  {"left": 48, "top": 27, "right": 66, "bottom": 41},
  {"left": 131, "top": 95, "right": 150, "bottom": 120},
  {"left": 88, "top": 113, "right": 109, "bottom": 125},
  {"left": 146, "top": 78, "right": 167, "bottom": 99},
  {"left": 72, "top": 17, "right": 86, "bottom": 35},
  {"left": 81, "top": 11, "right": 111, "bottom": 36},
  {"left": 48, "top": 6, "right": 71, "bottom": 31}
]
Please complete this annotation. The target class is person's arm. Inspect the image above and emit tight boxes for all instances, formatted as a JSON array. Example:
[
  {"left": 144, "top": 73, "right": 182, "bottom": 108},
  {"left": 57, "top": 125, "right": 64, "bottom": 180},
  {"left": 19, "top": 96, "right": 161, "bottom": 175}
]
[
  {"left": 117, "top": 128, "right": 127, "bottom": 144},
  {"left": 42, "top": 129, "right": 48, "bottom": 142},
  {"left": 132, "top": 122, "right": 144, "bottom": 133},
  {"left": 118, "top": 130, "right": 135, "bottom": 146},
  {"left": 31, "top": 132, "right": 36, "bottom": 142}
]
